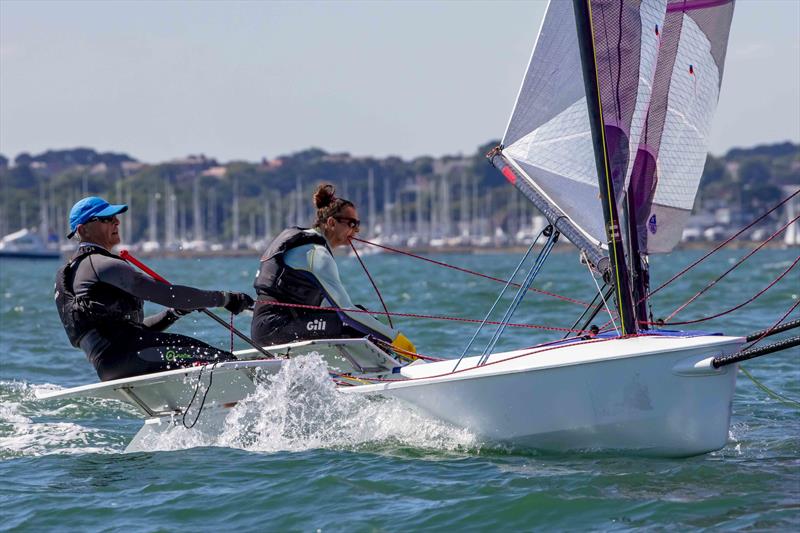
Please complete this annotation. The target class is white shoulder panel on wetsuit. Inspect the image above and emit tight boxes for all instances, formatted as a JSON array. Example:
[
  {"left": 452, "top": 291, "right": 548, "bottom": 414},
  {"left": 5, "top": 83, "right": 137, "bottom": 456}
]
[{"left": 283, "top": 243, "right": 397, "bottom": 341}]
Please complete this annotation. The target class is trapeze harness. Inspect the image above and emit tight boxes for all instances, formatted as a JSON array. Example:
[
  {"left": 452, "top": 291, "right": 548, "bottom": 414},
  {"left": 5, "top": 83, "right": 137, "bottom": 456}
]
[
  {"left": 55, "top": 244, "right": 235, "bottom": 381},
  {"left": 251, "top": 227, "right": 393, "bottom": 346}
]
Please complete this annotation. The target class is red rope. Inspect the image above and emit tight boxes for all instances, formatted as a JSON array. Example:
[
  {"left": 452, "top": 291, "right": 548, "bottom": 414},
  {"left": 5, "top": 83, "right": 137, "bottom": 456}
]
[
  {"left": 665, "top": 215, "right": 799, "bottom": 321},
  {"left": 644, "top": 254, "right": 800, "bottom": 326},
  {"left": 350, "top": 240, "right": 394, "bottom": 328},
  {"left": 648, "top": 188, "right": 799, "bottom": 300},
  {"left": 255, "top": 298, "right": 588, "bottom": 334},
  {"left": 744, "top": 299, "right": 800, "bottom": 351},
  {"left": 351, "top": 237, "right": 593, "bottom": 308},
  {"left": 343, "top": 334, "right": 641, "bottom": 383}
]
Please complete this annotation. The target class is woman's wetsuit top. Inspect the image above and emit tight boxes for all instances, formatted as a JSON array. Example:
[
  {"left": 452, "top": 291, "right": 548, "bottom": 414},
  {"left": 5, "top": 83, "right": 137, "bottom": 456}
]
[{"left": 252, "top": 228, "right": 397, "bottom": 344}]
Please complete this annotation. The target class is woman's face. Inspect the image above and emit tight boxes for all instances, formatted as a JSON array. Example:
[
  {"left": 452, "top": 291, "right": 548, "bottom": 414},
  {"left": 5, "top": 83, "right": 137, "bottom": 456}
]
[{"left": 324, "top": 205, "right": 360, "bottom": 248}]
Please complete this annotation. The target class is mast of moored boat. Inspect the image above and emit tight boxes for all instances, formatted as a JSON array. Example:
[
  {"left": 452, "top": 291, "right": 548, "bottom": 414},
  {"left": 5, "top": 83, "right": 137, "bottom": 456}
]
[{"left": 571, "top": 0, "right": 637, "bottom": 335}]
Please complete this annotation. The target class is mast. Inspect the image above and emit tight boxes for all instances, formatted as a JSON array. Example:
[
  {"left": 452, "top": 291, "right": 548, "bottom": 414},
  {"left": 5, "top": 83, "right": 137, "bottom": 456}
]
[{"left": 571, "top": 0, "right": 636, "bottom": 335}]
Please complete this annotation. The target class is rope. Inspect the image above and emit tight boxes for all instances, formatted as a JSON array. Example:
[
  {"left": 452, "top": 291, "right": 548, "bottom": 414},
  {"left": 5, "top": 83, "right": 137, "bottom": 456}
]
[
  {"left": 229, "top": 312, "right": 235, "bottom": 353},
  {"left": 349, "top": 240, "right": 393, "bottom": 328},
  {"left": 743, "top": 298, "right": 800, "bottom": 352},
  {"left": 255, "top": 298, "right": 589, "bottom": 334},
  {"left": 182, "top": 362, "right": 218, "bottom": 429},
  {"left": 648, "top": 254, "right": 799, "bottom": 326},
  {"left": 351, "top": 237, "right": 594, "bottom": 308},
  {"left": 739, "top": 366, "right": 800, "bottom": 409},
  {"left": 648, "top": 188, "right": 799, "bottom": 300},
  {"left": 586, "top": 251, "right": 619, "bottom": 335},
  {"left": 371, "top": 338, "right": 444, "bottom": 361},
  {"left": 664, "top": 215, "right": 799, "bottom": 321},
  {"left": 350, "top": 335, "right": 635, "bottom": 382}
]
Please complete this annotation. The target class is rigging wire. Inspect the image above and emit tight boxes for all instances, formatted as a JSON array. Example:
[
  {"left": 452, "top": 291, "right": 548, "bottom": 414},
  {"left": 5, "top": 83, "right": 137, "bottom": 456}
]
[
  {"left": 254, "top": 298, "right": 588, "bottom": 335},
  {"left": 649, "top": 254, "right": 799, "bottom": 326},
  {"left": 349, "top": 240, "right": 394, "bottom": 328},
  {"left": 585, "top": 252, "right": 619, "bottom": 335},
  {"left": 563, "top": 282, "right": 607, "bottom": 339},
  {"left": 664, "top": 215, "right": 799, "bottom": 321},
  {"left": 479, "top": 227, "right": 559, "bottom": 364},
  {"left": 453, "top": 231, "right": 544, "bottom": 371},
  {"left": 647, "top": 188, "right": 799, "bottom": 300},
  {"left": 351, "top": 237, "right": 593, "bottom": 308}
]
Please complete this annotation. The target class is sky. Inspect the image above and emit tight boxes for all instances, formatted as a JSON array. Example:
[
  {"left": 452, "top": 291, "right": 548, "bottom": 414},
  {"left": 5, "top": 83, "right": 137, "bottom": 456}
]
[{"left": 1, "top": 0, "right": 798, "bottom": 164}]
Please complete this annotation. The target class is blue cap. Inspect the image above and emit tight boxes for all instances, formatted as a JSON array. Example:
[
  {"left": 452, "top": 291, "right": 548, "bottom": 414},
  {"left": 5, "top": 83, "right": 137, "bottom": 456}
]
[{"left": 67, "top": 196, "right": 128, "bottom": 238}]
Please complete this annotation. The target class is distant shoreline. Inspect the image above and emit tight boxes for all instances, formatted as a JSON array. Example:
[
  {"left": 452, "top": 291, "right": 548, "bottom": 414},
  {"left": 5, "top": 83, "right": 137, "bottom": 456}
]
[{"left": 35, "top": 239, "right": 791, "bottom": 260}]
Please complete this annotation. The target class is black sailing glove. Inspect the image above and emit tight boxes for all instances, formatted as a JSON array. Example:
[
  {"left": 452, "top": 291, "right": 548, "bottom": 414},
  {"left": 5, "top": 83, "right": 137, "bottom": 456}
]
[
  {"left": 223, "top": 292, "right": 254, "bottom": 315},
  {"left": 168, "top": 308, "right": 193, "bottom": 319}
]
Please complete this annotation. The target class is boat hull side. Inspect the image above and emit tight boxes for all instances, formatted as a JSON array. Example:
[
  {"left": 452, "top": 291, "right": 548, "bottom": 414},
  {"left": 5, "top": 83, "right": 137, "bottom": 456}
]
[{"left": 353, "top": 343, "right": 740, "bottom": 457}]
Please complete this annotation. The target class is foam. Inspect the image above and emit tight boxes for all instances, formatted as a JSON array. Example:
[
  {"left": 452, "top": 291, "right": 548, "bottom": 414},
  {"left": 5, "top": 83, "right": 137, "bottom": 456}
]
[{"left": 130, "top": 353, "right": 477, "bottom": 454}]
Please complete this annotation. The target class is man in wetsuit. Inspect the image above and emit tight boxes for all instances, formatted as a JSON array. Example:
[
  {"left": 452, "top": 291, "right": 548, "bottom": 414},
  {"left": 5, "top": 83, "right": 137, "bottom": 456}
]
[{"left": 55, "top": 196, "right": 254, "bottom": 381}]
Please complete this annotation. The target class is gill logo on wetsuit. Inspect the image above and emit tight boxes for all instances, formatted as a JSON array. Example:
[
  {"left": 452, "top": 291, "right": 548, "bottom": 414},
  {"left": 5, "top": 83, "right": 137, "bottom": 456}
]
[
  {"left": 165, "top": 350, "right": 194, "bottom": 361},
  {"left": 306, "top": 319, "right": 327, "bottom": 331}
]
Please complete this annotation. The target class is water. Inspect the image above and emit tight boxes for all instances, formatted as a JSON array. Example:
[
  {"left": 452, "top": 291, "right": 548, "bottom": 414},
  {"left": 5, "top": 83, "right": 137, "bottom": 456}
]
[{"left": 1, "top": 248, "right": 798, "bottom": 530}]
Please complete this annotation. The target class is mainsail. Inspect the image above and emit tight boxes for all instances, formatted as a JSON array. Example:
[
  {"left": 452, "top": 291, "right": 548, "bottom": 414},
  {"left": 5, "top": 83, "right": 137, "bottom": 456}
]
[
  {"left": 629, "top": 0, "right": 735, "bottom": 253},
  {"left": 494, "top": 0, "right": 735, "bottom": 330},
  {"left": 501, "top": 0, "right": 666, "bottom": 251}
]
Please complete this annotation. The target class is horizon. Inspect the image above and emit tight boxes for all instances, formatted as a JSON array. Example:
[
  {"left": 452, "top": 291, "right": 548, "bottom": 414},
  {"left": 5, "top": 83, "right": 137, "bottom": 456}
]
[
  {"left": 1, "top": 0, "right": 798, "bottom": 164},
  {"left": 1, "top": 138, "right": 799, "bottom": 167}
]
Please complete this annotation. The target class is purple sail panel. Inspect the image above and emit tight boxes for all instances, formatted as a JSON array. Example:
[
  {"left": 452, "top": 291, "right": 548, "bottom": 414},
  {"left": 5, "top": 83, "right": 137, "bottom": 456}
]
[
  {"left": 589, "top": 0, "right": 645, "bottom": 206},
  {"left": 630, "top": 0, "right": 734, "bottom": 253}
]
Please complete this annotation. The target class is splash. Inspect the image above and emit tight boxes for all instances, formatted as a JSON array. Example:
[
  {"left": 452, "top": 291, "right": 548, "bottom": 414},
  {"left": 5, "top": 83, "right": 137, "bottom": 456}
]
[
  {"left": 133, "top": 353, "right": 477, "bottom": 454},
  {"left": 0, "top": 381, "right": 124, "bottom": 457}
]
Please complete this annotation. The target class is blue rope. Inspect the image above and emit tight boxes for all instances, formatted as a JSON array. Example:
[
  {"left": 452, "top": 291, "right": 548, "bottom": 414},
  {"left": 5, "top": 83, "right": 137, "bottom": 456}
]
[
  {"left": 479, "top": 229, "right": 559, "bottom": 365},
  {"left": 452, "top": 229, "right": 545, "bottom": 372}
]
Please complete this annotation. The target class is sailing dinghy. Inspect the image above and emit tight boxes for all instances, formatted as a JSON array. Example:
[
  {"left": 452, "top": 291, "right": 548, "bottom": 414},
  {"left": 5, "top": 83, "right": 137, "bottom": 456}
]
[
  {"left": 335, "top": 0, "right": 756, "bottom": 457},
  {"left": 38, "top": 0, "right": 799, "bottom": 456}
]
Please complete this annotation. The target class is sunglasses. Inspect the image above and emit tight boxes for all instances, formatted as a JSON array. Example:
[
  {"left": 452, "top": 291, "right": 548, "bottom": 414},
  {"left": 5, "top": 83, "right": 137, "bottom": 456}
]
[
  {"left": 87, "top": 215, "right": 117, "bottom": 224},
  {"left": 334, "top": 216, "right": 360, "bottom": 230}
]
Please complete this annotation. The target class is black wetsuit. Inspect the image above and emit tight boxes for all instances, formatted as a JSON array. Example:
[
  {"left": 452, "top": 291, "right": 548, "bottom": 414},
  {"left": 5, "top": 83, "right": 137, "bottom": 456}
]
[{"left": 55, "top": 244, "right": 236, "bottom": 381}]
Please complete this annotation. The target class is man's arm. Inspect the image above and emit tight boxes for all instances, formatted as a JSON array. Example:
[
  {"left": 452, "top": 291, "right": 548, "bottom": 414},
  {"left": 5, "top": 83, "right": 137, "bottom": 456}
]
[{"left": 90, "top": 255, "right": 227, "bottom": 309}]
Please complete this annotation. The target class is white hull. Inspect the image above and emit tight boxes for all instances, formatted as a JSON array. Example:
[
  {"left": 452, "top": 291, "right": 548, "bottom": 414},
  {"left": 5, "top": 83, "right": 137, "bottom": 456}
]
[
  {"left": 38, "top": 334, "right": 745, "bottom": 456},
  {"left": 341, "top": 334, "right": 744, "bottom": 457}
]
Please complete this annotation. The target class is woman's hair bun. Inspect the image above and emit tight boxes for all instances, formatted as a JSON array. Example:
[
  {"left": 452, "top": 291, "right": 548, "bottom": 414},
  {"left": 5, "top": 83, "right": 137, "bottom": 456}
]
[{"left": 313, "top": 183, "right": 336, "bottom": 209}]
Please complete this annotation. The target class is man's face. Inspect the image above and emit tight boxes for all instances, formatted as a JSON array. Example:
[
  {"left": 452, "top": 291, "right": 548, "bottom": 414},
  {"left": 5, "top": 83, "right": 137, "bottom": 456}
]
[{"left": 78, "top": 215, "right": 121, "bottom": 249}]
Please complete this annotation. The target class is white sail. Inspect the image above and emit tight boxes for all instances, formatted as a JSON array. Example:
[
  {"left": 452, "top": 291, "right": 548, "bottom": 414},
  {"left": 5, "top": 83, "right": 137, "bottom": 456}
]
[{"left": 503, "top": 0, "right": 666, "bottom": 247}]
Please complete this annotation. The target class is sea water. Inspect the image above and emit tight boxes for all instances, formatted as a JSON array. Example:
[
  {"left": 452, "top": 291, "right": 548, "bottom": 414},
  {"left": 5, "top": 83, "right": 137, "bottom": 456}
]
[{"left": 1, "top": 248, "right": 798, "bottom": 530}]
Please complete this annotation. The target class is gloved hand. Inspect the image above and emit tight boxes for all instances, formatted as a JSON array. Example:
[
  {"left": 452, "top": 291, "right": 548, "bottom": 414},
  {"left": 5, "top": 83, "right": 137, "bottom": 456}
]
[
  {"left": 223, "top": 292, "right": 255, "bottom": 315},
  {"left": 170, "top": 308, "right": 193, "bottom": 317},
  {"left": 391, "top": 332, "right": 417, "bottom": 356}
]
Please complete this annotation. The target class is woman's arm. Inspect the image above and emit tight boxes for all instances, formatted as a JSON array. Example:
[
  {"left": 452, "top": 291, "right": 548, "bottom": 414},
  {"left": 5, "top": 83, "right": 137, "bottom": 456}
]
[{"left": 284, "top": 244, "right": 397, "bottom": 342}]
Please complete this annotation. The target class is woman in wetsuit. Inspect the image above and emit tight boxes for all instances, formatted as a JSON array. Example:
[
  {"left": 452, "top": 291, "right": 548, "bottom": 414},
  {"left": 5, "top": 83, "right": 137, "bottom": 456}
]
[
  {"left": 251, "top": 183, "right": 416, "bottom": 354},
  {"left": 55, "top": 196, "right": 254, "bottom": 381}
]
